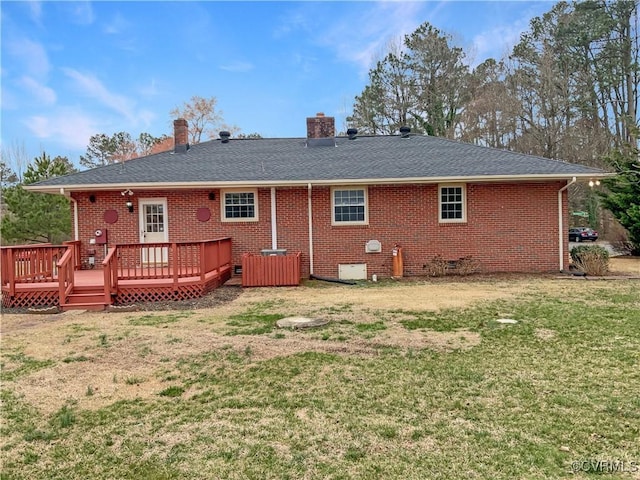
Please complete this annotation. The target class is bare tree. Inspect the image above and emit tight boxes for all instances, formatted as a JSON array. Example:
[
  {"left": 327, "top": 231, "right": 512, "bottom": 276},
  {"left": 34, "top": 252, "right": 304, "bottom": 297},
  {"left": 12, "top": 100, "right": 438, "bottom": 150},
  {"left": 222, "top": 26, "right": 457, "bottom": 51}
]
[
  {"left": 169, "top": 95, "right": 227, "bottom": 144},
  {"left": 460, "top": 59, "right": 520, "bottom": 148},
  {"left": 0, "top": 140, "right": 29, "bottom": 182}
]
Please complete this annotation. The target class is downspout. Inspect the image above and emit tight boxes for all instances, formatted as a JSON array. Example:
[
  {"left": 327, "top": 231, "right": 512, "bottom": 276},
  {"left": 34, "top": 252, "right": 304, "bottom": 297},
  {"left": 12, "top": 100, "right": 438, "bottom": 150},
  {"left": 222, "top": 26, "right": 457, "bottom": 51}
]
[
  {"left": 307, "top": 183, "right": 314, "bottom": 276},
  {"left": 270, "top": 187, "right": 277, "bottom": 249},
  {"left": 558, "top": 177, "right": 576, "bottom": 271}
]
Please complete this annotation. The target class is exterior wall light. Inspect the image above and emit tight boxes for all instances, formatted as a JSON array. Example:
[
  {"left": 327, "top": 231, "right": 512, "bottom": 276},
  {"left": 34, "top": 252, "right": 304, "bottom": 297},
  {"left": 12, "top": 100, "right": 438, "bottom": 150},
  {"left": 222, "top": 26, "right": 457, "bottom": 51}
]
[{"left": 121, "top": 189, "right": 134, "bottom": 212}]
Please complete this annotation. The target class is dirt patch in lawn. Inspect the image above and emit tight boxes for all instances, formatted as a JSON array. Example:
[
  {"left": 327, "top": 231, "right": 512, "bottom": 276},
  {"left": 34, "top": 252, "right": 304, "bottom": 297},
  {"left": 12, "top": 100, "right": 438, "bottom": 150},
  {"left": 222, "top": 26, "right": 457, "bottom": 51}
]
[{"left": 0, "top": 278, "right": 556, "bottom": 414}]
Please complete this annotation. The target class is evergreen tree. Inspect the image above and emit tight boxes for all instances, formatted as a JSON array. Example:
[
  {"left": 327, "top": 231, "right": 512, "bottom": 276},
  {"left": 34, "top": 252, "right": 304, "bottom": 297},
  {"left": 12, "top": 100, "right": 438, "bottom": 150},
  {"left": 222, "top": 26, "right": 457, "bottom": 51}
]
[
  {"left": 1, "top": 153, "right": 76, "bottom": 244},
  {"left": 598, "top": 147, "right": 640, "bottom": 254}
]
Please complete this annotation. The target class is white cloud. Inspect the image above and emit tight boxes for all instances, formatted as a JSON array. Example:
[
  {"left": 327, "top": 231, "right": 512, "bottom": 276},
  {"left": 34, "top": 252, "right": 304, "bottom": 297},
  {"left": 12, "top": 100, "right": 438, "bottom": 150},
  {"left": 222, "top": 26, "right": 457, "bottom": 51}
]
[
  {"left": 18, "top": 76, "right": 56, "bottom": 105},
  {"left": 27, "top": 109, "right": 98, "bottom": 150},
  {"left": 6, "top": 38, "right": 50, "bottom": 77},
  {"left": 65, "top": 1, "right": 95, "bottom": 26},
  {"left": 103, "top": 12, "right": 130, "bottom": 34},
  {"left": 219, "top": 61, "right": 254, "bottom": 73},
  {"left": 27, "top": 1, "right": 43, "bottom": 24},
  {"left": 273, "top": 10, "right": 309, "bottom": 38},
  {"left": 291, "top": 53, "right": 317, "bottom": 75},
  {"left": 62, "top": 68, "right": 137, "bottom": 122},
  {"left": 139, "top": 78, "right": 160, "bottom": 97},
  {"left": 282, "top": 2, "right": 440, "bottom": 74},
  {"left": 469, "top": 22, "right": 529, "bottom": 67},
  {"left": 137, "top": 109, "right": 156, "bottom": 127}
]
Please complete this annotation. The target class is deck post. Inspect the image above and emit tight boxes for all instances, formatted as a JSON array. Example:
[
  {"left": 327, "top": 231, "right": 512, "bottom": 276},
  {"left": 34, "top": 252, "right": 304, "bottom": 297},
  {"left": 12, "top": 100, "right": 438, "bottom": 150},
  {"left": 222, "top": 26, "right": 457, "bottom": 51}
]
[
  {"left": 7, "top": 248, "right": 16, "bottom": 297},
  {"left": 172, "top": 243, "right": 179, "bottom": 290},
  {"left": 200, "top": 241, "right": 206, "bottom": 282},
  {"left": 214, "top": 240, "right": 220, "bottom": 277},
  {"left": 58, "top": 261, "right": 66, "bottom": 306}
]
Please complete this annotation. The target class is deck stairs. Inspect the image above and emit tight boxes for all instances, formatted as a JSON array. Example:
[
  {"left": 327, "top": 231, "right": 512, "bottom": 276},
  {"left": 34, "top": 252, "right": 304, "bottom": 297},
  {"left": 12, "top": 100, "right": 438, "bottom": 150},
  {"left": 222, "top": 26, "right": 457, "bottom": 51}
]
[{"left": 61, "top": 285, "right": 111, "bottom": 311}]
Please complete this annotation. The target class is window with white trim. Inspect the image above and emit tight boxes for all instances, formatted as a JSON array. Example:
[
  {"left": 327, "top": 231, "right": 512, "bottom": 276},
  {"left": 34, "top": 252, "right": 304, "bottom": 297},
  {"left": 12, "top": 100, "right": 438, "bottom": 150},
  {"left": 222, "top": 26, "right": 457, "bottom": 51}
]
[
  {"left": 439, "top": 184, "right": 466, "bottom": 222},
  {"left": 222, "top": 190, "right": 258, "bottom": 222},
  {"left": 332, "top": 187, "right": 368, "bottom": 225}
]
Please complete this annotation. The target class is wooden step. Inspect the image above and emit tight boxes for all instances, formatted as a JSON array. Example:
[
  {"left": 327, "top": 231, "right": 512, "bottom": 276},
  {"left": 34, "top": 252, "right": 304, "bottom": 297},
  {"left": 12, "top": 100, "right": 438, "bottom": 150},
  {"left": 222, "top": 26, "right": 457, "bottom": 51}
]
[
  {"left": 71, "top": 285, "right": 104, "bottom": 294},
  {"left": 61, "top": 288, "right": 110, "bottom": 311},
  {"left": 66, "top": 292, "right": 105, "bottom": 304}
]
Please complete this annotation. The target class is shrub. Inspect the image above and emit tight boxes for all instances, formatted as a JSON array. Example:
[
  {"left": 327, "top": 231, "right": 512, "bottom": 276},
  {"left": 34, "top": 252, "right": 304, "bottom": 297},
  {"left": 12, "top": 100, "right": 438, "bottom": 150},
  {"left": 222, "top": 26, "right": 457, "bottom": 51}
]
[
  {"left": 570, "top": 245, "right": 610, "bottom": 276},
  {"left": 424, "top": 255, "right": 448, "bottom": 277},
  {"left": 456, "top": 256, "right": 481, "bottom": 275}
]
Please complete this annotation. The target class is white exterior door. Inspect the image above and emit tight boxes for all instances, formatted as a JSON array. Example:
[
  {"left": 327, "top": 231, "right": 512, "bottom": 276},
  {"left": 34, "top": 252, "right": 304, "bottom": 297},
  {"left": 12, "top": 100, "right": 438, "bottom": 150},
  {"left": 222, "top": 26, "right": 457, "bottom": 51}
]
[{"left": 139, "top": 199, "right": 168, "bottom": 264}]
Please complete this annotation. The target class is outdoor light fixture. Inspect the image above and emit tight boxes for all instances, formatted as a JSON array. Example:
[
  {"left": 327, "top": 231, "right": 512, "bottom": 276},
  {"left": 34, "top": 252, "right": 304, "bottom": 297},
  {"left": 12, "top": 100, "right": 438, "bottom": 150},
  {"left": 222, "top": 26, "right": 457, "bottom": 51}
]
[
  {"left": 121, "top": 189, "right": 134, "bottom": 212},
  {"left": 588, "top": 180, "right": 601, "bottom": 188}
]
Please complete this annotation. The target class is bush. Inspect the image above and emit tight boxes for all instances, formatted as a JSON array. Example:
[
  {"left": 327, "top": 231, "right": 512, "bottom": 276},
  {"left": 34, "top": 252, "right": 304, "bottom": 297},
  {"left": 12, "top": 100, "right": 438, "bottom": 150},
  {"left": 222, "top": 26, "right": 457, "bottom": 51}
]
[
  {"left": 570, "top": 245, "right": 610, "bottom": 276},
  {"left": 456, "top": 256, "right": 481, "bottom": 275},
  {"left": 424, "top": 255, "right": 448, "bottom": 277}
]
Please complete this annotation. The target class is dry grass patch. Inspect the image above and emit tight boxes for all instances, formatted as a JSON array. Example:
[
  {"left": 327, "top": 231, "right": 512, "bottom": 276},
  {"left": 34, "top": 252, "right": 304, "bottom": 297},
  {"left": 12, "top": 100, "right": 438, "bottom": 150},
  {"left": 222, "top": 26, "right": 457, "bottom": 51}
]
[
  {"left": 2, "top": 278, "right": 639, "bottom": 479},
  {"left": 609, "top": 256, "right": 640, "bottom": 274},
  {"left": 235, "top": 279, "right": 531, "bottom": 312},
  {"left": 0, "top": 280, "right": 527, "bottom": 414}
]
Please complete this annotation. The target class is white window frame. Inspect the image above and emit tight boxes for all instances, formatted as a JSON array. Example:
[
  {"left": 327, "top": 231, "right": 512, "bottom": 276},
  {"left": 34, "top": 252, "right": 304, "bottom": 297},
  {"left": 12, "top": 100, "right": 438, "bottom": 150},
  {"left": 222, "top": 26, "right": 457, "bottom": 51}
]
[
  {"left": 438, "top": 184, "right": 467, "bottom": 223},
  {"left": 221, "top": 189, "right": 259, "bottom": 222},
  {"left": 331, "top": 186, "right": 368, "bottom": 226}
]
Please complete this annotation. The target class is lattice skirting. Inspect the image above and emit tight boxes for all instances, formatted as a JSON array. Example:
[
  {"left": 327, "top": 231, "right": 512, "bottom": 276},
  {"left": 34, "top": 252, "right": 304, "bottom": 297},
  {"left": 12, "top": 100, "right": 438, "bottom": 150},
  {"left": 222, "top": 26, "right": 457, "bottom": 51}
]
[
  {"left": 2, "top": 290, "right": 59, "bottom": 308},
  {"left": 2, "top": 269, "right": 233, "bottom": 308},
  {"left": 114, "top": 284, "right": 205, "bottom": 305}
]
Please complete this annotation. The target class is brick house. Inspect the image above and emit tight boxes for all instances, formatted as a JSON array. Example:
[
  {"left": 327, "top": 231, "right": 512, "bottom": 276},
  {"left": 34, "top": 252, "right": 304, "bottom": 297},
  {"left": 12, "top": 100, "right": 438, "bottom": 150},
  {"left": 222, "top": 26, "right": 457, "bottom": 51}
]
[{"left": 28, "top": 113, "right": 607, "bottom": 280}]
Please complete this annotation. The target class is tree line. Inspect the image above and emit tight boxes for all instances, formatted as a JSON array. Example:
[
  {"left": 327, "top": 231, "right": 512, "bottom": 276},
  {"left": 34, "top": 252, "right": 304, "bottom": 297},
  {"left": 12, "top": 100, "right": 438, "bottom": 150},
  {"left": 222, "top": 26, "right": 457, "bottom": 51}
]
[
  {"left": 348, "top": 1, "right": 637, "bottom": 159},
  {"left": 347, "top": 0, "right": 639, "bottom": 251}
]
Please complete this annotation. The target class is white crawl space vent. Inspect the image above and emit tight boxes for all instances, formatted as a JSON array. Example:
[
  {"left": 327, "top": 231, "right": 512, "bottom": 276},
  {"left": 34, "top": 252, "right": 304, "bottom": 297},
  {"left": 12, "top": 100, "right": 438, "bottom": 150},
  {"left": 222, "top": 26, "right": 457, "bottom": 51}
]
[
  {"left": 338, "top": 264, "right": 367, "bottom": 280},
  {"left": 365, "top": 240, "right": 382, "bottom": 253}
]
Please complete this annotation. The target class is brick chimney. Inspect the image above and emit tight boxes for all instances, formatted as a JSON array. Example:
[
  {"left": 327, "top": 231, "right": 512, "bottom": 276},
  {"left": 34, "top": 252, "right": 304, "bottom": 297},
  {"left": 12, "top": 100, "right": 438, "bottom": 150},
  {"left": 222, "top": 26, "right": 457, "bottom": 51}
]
[
  {"left": 306, "top": 112, "right": 335, "bottom": 139},
  {"left": 173, "top": 118, "right": 189, "bottom": 153}
]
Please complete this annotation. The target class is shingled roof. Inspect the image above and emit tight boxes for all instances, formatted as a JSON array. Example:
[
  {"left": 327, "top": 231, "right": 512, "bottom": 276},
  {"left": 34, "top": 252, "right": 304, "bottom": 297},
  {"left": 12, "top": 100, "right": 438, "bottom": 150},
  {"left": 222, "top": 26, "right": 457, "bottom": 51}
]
[{"left": 29, "top": 132, "right": 607, "bottom": 193}]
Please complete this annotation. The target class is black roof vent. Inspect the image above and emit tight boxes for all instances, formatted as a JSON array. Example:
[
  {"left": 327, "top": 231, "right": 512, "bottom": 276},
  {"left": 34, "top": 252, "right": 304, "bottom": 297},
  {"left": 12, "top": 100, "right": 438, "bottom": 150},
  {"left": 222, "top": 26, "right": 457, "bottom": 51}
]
[
  {"left": 399, "top": 126, "right": 411, "bottom": 138},
  {"left": 219, "top": 131, "right": 231, "bottom": 143},
  {"left": 347, "top": 128, "right": 358, "bottom": 140}
]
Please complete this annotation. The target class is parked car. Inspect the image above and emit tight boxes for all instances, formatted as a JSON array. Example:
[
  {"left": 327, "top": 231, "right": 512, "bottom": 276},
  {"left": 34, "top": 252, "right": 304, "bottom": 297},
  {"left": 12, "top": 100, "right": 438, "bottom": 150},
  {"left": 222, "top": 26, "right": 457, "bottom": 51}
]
[{"left": 569, "top": 227, "right": 599, "bottom": 242}]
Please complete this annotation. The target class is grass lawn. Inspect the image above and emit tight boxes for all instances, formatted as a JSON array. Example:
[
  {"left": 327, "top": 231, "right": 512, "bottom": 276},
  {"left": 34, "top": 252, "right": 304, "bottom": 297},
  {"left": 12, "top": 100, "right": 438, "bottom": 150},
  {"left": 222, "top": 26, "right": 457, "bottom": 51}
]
[{"left": 1, "top": 276, "right": 639, "bottom": 479}]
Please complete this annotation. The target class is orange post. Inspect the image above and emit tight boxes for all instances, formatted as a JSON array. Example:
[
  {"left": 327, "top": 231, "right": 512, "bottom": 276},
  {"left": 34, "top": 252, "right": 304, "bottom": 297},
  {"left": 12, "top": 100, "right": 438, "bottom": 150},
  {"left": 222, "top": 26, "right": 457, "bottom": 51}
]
[{"left": 392, "top": 245, "right": 403, "bottom": 278}]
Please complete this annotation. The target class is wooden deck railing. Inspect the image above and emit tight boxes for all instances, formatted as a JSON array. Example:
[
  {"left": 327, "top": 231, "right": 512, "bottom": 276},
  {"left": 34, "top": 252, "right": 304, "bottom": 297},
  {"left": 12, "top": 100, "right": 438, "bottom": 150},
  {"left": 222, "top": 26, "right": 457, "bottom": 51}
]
[
  {"left": 105, "top": 237, "right": 233, "bottom": 287},
  {"left": 1, "top": 244, "right": 68, "bottom": 296},
  {"left": 102, "top": 247, "right": 118, "bottom": 303},
  {"left": 2, "top": 238, "right": 233, "bottom": 309},
  {"left": 63, "top": 240, "right": 82, "bottom": 270},
  {"left": 57, "top": 247, "right": 75, "bottom": 306}
]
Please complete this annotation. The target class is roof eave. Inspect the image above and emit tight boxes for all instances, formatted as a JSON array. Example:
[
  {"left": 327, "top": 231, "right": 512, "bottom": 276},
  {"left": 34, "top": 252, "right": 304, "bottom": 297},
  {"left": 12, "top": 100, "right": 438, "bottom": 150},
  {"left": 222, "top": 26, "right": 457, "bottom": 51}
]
[{"left": 25, "top": 172, "right": 614, "bottom": 194}]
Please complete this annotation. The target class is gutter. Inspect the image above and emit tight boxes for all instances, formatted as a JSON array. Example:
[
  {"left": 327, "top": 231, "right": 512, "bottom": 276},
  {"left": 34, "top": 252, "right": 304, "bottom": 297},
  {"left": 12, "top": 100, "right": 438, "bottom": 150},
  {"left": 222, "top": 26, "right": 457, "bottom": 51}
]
[
  {"left": 23, "top": 173, "right": 614, "bottom": 195},
  {"left": 558, "top": 177, "right": 577, "bottom": 271}
]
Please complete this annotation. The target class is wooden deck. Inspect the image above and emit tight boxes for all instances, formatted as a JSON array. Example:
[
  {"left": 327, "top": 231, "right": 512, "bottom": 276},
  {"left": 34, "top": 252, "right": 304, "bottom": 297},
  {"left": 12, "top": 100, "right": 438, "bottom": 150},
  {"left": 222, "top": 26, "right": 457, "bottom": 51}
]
[{"left": 1, "top": 239, "right": 232, "bottom": 310}]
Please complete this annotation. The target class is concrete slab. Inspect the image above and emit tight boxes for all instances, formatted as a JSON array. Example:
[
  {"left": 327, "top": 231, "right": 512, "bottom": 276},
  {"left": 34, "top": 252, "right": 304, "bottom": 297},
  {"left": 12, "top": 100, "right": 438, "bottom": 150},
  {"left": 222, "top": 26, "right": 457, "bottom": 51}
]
[{"left": 276, "top": 317, "right": 329, "bottom": 329}]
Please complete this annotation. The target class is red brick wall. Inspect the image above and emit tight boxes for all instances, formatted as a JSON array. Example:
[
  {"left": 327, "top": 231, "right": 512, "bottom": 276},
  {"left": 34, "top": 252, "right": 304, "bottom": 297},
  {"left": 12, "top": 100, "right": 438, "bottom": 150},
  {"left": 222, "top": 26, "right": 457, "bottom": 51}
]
[
  {"left": 308, "top": 182, "right": 565, "bottom": 277},
  {"left": 71, "top": 181, "right": 567, "bottom": 275}
]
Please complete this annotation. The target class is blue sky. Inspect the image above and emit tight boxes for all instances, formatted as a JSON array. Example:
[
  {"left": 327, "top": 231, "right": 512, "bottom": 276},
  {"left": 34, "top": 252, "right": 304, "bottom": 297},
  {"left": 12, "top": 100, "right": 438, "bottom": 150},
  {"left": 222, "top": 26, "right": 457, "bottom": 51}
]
[{"left": 1, "top": 1, "right": 553, "bottom": 169}]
